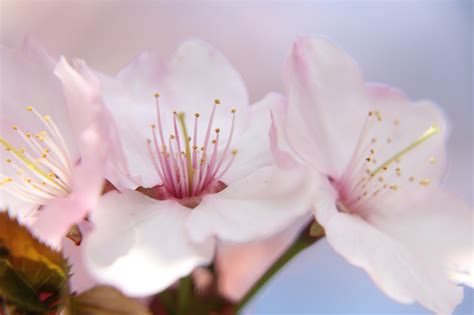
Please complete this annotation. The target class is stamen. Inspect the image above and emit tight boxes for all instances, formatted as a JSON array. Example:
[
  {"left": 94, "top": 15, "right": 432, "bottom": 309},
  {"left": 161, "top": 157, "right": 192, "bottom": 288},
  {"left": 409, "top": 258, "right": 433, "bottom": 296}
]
[
  {"left": 146, "top": 96, "right": 237, "bottom": 199},
  {"left": 371, "top": 124, "right": 440, "bottom": 176},
  {"left": 1, "top": 107, "right": 73, "bottom": 205}
]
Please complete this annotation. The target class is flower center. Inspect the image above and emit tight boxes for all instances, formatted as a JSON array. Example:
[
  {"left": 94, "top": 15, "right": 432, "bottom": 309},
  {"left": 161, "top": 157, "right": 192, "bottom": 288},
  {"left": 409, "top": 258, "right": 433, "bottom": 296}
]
[
  {"left": 0, "top": 106, "right": 73, "bottom": 204},
  {"left": 146, "top": 94, "right": 237, "bottom": 201},
  {"left": 336, "top": 109, "right": 440, "bottom": 214}
]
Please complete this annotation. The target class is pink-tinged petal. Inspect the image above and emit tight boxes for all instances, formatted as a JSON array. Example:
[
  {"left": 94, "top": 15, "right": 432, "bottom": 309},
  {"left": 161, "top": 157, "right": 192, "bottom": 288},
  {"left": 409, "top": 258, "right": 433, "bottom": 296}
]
[
  {"left": 268, "top": 96, "right": 298, "bottom": 169},
  {"left": 187, "top": 165, "right": 315, "bottom": 243},
  {"left": 358, "top": 87, "right": 448, "bottom": 197},
  {"left": 368, "top": 188, "right": 474, "bottom": 288},
  {"left": 215, "top": 216, "right": 310, "bottom": 301},
  {"left": 61, "top": 221, "right": 96, "bottom": 294},
  {"left": 285, "top": 37, "right": 370, "bottom": 177},
  {"left": 318, "top": 200, "right": 464, "bottom": 314},
  {"left": 116, "top": 50, "right": 166, "bottom": 94},
  {"left": 84, "top": 190, "right": 215, "bottom": 297},
  {"left": 98, "top": 72, "right": 164, "bottom": 189},
  {"left": 222, "top": 93, "right": 288, "bottom": 184},
  {"left": 0, "top": 45, "right": 73, "bottom": 148},
  {"left": 31, "top": 195, "right": 89, "bottom": 248},
  {"left": 21, "top": 35, "right": 57, "bottom": 70},
  {"left": 161, "top": 39, "right": 249, "bottom": 129}
]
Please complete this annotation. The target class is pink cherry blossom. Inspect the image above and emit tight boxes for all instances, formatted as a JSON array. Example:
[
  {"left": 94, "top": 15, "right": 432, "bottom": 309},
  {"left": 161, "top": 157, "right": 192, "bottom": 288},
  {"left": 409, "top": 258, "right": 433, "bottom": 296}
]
[
  {"left": 82, "top": 40, "right": 315, "bottom": 297},
  {"left": 280, "top": 37, "right": 473, "bottom": 314},
  {"left": 0, "top": 38, "right": 123, "bottom": 248}
]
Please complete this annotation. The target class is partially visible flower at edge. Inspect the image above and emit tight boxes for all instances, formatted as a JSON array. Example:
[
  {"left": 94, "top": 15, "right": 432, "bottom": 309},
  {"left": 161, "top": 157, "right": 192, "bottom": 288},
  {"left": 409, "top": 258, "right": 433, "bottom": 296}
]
[
  {"left": 0, "top": 37, "right": 126, "bottom": 250},
  {"left": 277, "top": 37, "right": 473, "bottom": 314},
  {"left": 81, "top": 39, "right": 315, "bottom": 297}
]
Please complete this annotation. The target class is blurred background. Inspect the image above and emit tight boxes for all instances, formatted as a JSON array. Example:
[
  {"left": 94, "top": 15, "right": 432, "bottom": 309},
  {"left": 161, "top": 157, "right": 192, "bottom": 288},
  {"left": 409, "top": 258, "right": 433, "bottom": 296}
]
[{"left": 1, "top": 1, "right": 472, "bottom": 314}]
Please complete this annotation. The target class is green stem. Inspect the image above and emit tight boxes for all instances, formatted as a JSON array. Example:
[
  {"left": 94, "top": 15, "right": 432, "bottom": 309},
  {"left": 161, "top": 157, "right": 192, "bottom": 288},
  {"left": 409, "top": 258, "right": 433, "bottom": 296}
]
[
  {"left": 235, "top": 221, "right": 325, "bottom": 313},
  {"left": 177, "top": 275, "right": 192, "bottom": 315}
]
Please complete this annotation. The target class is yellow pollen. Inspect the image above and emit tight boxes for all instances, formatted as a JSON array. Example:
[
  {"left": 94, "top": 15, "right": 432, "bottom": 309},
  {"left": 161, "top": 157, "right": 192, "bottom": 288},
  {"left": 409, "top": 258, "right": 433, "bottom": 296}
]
[
  {"left": 389, "top": 185, "right": 398, "bottom": 191},
  {"left": 214, "top": 99, "right": 221, "bottom": 105},
  {"left": 419, "top": 179, "right": 430, "bottom": 187},
  {"left": 26, "top": 106, "right": 33, "bottom": 112},
  {"left": 231, "top": 108, "right": 237, "bottom": 113},
  {"left": 43, "top": 115, "right": 51, "bottom": 121},
  {"left": 371, "top": 124, "right": 441, "bottom": 176}
]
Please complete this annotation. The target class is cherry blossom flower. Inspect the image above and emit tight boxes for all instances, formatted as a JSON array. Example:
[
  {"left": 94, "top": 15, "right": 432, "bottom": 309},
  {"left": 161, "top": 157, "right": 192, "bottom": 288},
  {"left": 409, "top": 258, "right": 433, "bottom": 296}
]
[
  {"left": 279, "top": 37, "right": 473, "bottom": 314},
  {"left": 0, "top": 39, "right": 123, "bottom": 247},
  {"left": 82, "top": 40, "right": 314, "bottom": 297}
]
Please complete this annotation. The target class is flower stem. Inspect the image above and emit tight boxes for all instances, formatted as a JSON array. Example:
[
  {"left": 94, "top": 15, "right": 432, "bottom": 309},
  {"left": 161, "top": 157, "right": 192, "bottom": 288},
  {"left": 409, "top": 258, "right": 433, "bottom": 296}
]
[
  {"left": 235, "top": 220, "right": 325, "bottom": 313},
  {"left": 177, "top": 275, "right": 192, "bottom": 315}
]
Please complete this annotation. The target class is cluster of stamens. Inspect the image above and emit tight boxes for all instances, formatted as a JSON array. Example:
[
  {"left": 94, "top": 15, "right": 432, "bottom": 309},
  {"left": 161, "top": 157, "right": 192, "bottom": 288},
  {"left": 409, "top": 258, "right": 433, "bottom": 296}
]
[
  {"left": 336, "top": 109, "right": 440, "bottom": 214},
  {"left": 147, "top": 94, "right": 237, "bottom": 199},
  {"left": 0, "top": 107, "right": 72, "bottom": 204}
]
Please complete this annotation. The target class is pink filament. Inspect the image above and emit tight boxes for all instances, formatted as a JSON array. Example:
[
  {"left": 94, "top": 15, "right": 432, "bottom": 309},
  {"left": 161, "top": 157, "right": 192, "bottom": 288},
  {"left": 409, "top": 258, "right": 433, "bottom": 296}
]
[{"left": 148, "top": 97, "right": 236, "bottom": 199}]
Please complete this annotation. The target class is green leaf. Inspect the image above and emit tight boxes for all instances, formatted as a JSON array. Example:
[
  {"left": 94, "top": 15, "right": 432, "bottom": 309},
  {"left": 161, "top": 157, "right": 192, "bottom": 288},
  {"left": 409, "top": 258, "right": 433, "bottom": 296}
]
[
  {"left": 65, "top": 286, "right": 151, "bottom": 315},
  {"left": 0, "top": 211, "right": 70, "bottom": 311},
  {"left": 0, "top": 259, "right": 45, "bottom": 312}
]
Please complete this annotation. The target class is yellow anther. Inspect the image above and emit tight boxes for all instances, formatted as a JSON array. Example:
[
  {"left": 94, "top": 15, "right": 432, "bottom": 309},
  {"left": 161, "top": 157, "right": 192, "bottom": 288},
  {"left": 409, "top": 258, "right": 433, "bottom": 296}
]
[
  {"left": 370, "top": 149, "right": 375, "bottom": 155},
  {"left": 231, "top": 149, "right": 238, "bottom": 155},
  {"left": 12, "top": 126, "right": 18, "bottom": 131},
  {"left": 215, "top": 128, "right": 220, "bottom": 133},
  {"left": 43, "top": 115, "right": 51, "bottom": 121},
  {"left": 214, "top": 99, "right": 221, "bottom": 105},
  {"left": 150, "top": 124, "right": 156, "bottom": 128},
  {"left": 231, "top": 108, "right": 237, "bottom": 113},
  {"left": 194, "top": 113, "right": 200, "bottom": 118},
  {"left": 368, "top": 111, "right": 373, "bottom": 116},
  {"left": 389, "top": 185, "right": 398, "bottom": 191},
  {"left": 26, "top": 133, "right": 32, "bottom": 138},
  {"left": 154, "top": 92, "right": 160, "bottom": 98},
  {"left": 429, "top": 157, "right": 437, "bottom": 165},
  {"left": 193, "top": 145, "right": 198, "bottom": 150},
  {"left": 26, "top": 106, "right": 33, "bottom": 112},
  {"left": 212, "top": 140, "right": 217, "bottom": 144},
  {"left": 170, "top": 135, "right": 175, "bottom": 140},
  {"left": 419, "top": 179, "right": 430, "bottom": 187}
]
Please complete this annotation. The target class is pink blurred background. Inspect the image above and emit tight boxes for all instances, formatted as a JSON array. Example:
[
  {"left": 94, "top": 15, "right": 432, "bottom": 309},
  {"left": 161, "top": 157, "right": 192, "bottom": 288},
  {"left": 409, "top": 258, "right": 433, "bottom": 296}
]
[{"left": 1, "top": 1, "right": 472, "bottom": 313}]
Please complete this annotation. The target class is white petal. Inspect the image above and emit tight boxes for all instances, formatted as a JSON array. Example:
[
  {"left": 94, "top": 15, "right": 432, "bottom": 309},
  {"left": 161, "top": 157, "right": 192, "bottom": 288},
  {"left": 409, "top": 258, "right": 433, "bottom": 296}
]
[
  {"left": 368, "top": 188, "right": 474, "bottom": 288},
  {"left": 319, "top": 200, "right": 464, "bottom": 314},
  {"left": 285, "top": 37, "right": 370, "bottom": 176},
  {"left": 84, "top": 190, "right": 215, "bottom": 297},
  {"left": 221, "top": 93, "right": 287, "bottom": 184},
  {"left": 0, "top": 45, "right": 74, "bottom": 152},
  {"left": 187, "top": 165, "right": 315, "bottom": 243}
]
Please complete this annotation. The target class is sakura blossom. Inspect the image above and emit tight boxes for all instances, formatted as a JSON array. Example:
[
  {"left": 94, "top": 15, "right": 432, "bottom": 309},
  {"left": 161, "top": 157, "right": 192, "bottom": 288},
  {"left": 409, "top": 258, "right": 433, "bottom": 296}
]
[
  {"left": 0, "top": 39, "right": 122, "bottom": 248},
  {"left": 280, "top": 37, "right": 473, "bottom": 314},
  {"left": 83, "top": 40, "right": 314, "bottom": 297}
]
